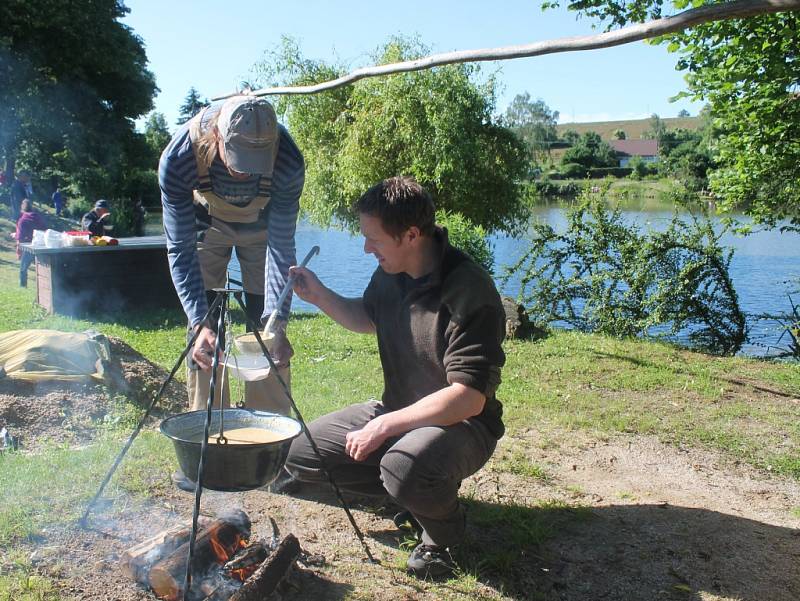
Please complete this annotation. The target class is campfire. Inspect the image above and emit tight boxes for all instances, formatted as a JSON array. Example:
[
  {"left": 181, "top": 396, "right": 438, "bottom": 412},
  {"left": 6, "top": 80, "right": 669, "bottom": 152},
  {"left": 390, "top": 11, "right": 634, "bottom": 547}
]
[{"left": 121, "top": 510, "right": 301, "bottom": 601}]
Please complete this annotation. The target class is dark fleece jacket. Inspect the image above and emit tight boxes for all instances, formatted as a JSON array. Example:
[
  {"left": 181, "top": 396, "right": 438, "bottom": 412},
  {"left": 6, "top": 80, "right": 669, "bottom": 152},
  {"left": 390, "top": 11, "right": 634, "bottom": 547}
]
[{"left": 363, "top": 228, "right": 506, "bottom": 438}]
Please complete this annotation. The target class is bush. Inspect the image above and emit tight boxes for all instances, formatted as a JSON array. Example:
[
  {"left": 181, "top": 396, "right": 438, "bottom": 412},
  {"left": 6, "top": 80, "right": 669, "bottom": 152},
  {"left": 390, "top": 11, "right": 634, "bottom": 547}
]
[
  {"left": 561, "top": 163, "right": 586, "bottom": 178},
  {"left": 124, "top": 169, "right": 160, "bottom": 208},
  {"left": 65, "top": 196, "right": 92, "bottom": 221},
  {"left": 587, "top": 167, "right": 633, "bottom": 178},
  {"left": 533, "top": 180, "right": 580, "bottom": 198},
  {"left": 500, "top": 193, "right": 746, "bottom": 354},
  {"left": 626, "top": 156, "right": 658, "bottom": 180},
  {"left": 436, "top": 210, "right": 494, "bottom": 274}
]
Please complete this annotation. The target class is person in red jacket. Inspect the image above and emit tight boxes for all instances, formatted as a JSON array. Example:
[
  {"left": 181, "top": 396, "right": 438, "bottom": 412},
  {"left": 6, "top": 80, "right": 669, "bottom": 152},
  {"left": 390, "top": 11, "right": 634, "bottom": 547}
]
[{"left": 15, "top": 199, "right": 46, "bottom": 287}]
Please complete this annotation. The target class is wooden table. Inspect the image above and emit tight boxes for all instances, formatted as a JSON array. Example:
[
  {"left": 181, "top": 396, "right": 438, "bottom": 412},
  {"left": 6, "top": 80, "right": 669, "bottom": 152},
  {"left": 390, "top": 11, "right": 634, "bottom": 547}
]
[{"left": 21, "top": 236, "right": 182, "bottom": 317}]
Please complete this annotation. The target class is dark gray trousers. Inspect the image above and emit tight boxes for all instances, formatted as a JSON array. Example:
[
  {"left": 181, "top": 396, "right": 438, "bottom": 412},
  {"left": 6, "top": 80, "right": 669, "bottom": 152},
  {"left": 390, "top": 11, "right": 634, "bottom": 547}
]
[{"left": 285, "top": 400, "right": 497, "bottom": 547}]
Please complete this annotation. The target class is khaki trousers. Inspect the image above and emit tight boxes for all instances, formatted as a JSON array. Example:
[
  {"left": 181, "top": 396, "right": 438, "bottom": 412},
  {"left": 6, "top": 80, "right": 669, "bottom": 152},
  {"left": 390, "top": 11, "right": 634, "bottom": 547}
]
[
  {"left": 186, "top": 216, "right": 292, "bottom": 415},
  {"left": 186, "top": 363, "right": 291, "bottom": 414}
]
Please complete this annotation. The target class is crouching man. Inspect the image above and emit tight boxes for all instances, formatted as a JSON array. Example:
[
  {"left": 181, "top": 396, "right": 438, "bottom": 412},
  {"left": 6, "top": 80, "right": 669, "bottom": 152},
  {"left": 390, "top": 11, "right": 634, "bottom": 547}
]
[{"left": 285, "top": 176, "right": 505, "bottom": 579}]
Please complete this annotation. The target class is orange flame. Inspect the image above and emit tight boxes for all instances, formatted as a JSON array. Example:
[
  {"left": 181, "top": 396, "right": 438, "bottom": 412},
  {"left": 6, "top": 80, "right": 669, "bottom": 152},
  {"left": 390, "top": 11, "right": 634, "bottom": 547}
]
[
  {"left": 208, "top": 531, "right": 247, "bottom": 564},
  {"left": 230, "top": 565, "right": 259, "bottom": 582}
]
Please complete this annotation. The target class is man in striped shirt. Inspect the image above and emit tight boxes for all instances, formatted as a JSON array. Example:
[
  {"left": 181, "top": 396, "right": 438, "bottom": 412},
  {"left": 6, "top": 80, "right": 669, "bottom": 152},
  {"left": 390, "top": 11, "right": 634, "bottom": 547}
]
[{"left": 159, "top": 95, "right": 304, "bottom": 419}]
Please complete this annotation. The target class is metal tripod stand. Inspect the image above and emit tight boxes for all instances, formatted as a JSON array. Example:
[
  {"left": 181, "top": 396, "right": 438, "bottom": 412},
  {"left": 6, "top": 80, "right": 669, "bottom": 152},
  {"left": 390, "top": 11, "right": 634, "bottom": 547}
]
[{"left": 80, "top": 287, "right": 377, "bottom": 601}]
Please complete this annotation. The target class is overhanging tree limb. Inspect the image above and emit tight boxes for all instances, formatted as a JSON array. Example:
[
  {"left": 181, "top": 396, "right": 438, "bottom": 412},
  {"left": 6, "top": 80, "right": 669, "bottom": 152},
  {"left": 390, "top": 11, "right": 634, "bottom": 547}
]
[{"left": 214, "top": 0, "right": 800, "bottom": 99}]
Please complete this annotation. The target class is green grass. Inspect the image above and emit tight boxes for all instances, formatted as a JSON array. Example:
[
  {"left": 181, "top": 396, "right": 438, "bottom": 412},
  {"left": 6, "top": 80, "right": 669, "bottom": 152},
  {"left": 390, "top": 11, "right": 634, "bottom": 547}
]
[
  {"left": 458, "top": 498, "right": 591, "bottom": 592},
  {"left": 501, "top": 330, "right": 800, "bottom": 477},
  {"left": 0, "top": 432, "right": 174, "bottom": 545},
  {"left": 0, "top": 551, "right": 59, "bottom": 601},
  {"left": 493, "top": 449, "right": 551, "bottom": 481}
]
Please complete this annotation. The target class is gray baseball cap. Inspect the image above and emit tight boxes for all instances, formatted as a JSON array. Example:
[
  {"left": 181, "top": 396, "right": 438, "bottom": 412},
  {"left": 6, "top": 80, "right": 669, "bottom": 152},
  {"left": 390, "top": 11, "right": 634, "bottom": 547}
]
[{"left": 217, "top": 96, "right": 279, "bottom": 175}]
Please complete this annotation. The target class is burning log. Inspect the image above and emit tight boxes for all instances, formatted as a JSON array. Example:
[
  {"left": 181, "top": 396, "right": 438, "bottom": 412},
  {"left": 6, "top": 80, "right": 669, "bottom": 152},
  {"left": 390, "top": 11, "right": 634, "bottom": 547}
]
[
  {"left": 121, "top": 517, "right": 213, "bottom": 586},
  {"left": 222, "top": 542, "right": 269, "bottom": 579},
  {"left": 148, "top": 510, "right": 251, "bottom": 601},
  {"left": 228, "top": 534, "right": 300, "bottom": 601}
]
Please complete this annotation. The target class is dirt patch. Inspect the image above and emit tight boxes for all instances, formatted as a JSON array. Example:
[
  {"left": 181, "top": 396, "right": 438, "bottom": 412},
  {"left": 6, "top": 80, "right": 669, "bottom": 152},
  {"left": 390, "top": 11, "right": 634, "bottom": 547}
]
[
  {"left": 0, "top": 337, "right": 185, "bottom": 450},
  {"left": 8, "top": 426, "right": 798, "bottom": 601},
  {"left": 483, "top": 429, "right": 800, "bottom": 600}
]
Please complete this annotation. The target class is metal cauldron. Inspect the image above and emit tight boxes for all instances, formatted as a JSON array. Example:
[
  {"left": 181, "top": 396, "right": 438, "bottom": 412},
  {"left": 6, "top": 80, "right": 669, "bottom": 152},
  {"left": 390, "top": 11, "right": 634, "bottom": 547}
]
[{"left": 160, "top": 409, "right": 302, "bottom": 492}]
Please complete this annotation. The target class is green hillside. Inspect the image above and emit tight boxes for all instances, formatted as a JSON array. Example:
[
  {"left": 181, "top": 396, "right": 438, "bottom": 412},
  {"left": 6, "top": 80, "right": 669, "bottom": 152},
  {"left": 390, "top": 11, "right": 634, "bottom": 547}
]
[{"left": 556, "top": 116, "right": 701, "bottom": 141}]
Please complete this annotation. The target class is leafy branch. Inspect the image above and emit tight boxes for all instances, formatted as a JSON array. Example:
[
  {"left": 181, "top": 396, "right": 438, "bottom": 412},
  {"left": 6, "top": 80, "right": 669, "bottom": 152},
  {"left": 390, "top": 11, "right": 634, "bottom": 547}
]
[{"left": 501, "top": 192, "right": 747, "bottom": 354}]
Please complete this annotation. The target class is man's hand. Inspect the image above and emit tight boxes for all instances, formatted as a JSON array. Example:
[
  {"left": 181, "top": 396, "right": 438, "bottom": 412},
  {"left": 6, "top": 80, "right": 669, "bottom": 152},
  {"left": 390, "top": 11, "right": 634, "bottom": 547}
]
[
  {"left": 269, "top": 327, "right": 294, "bottom": 367},
  {"left": 345, "top": 416, "right": 389, "bottom": 462},
  {"left": 289, "top": 266, "right": 326, "bottom": 306},
  {"left": 191, "top": 324, "right": 219, "bottom": 371}
]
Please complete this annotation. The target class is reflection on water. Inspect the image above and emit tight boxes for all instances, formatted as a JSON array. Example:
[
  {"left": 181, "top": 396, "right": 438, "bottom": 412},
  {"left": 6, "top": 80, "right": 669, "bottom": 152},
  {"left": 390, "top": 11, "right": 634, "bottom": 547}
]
[{"left": 232, "top": 210, "right": 799, "bottom": 358}]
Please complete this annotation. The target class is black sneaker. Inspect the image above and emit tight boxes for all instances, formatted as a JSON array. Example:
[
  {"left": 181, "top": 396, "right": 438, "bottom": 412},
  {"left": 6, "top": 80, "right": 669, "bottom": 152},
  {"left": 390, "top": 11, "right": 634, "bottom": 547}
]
[
  {"left": 406, "top": 543, "right": 456, "bottom": 580},
  {"left": 392, "top": 510, "right": 422, "bottom": 537},
  {"left": 171, "top": 469, "right": 196, "bottom": 492}
]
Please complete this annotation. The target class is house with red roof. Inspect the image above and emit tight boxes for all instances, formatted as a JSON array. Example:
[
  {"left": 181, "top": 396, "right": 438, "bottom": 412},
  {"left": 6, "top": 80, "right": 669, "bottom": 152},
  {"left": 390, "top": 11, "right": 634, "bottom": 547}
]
[{"left": 609, "top": 139, "right": 659, "bottom": 168}]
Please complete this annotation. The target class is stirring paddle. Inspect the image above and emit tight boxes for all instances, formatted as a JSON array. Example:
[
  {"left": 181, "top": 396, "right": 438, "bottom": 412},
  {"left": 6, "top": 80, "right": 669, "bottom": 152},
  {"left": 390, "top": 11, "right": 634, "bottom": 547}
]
[{"left": 262, "top": 245, "right": 320, "bottom": 337}]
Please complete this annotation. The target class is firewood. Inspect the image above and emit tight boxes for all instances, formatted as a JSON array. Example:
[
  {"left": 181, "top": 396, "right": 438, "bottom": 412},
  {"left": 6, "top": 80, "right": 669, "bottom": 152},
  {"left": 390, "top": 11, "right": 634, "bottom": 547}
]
[
  {"left": 223, "top": 542, "right": 269, "bottom": 576},
  {"left": 228, "top": 534, "right": 300, "bottom": 601},
  {"left": 149, "top": 510, "right": 251, "bottom": 601},
  {"left": 120, "top": 517, "right": 212, "bottom": 585}
]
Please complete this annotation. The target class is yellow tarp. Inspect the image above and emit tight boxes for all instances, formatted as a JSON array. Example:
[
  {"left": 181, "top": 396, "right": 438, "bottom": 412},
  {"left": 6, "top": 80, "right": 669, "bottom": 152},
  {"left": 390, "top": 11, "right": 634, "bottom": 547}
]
[{"left": 0, "top": 329, "right": 109, "bottom": 383}]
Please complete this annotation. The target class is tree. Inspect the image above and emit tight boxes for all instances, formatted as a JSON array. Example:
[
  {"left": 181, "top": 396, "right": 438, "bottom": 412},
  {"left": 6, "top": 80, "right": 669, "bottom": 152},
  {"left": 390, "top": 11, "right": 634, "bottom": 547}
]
[
  {"left": 176, "top": 87, "right": 209, "bottom": 125},
  {"left": 0, "top": 0, "right": 157, "bottom": 215},
  {"left": 545, "top": 0, "right": 800, "bottom": 230},
  {"left": 143, "top": 112, "right": 171, "bottom": 166},
  {"left": 659, "top": 127, "right": 700, "bottom": 156},
  {"left": 504, "top": 92, "right": 560, "bottom": 166},
  {"left": 561, "top": 132, "right": 617, "bottom": 170},
  {"left": 677, "top": 109, "right": 691, "bottom": 117},
  {"left": 612, "top": 129, "right": 627, "bottom": 140},
  {"left": 562, "top": 129, "right": 581, "bottom": 145},
  {"left": 643, "top": 113, "right": 667, "bottom": 143},
  {"left": 252, "top": 36, "right": 529, "bottom": 233}
]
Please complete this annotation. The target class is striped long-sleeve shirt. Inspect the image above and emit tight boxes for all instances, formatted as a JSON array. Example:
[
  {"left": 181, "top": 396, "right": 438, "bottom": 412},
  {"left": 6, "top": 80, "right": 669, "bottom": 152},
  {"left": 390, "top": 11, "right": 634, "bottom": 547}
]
[{"left": 159, "top": 104, "right": 305, "bottom": 327}]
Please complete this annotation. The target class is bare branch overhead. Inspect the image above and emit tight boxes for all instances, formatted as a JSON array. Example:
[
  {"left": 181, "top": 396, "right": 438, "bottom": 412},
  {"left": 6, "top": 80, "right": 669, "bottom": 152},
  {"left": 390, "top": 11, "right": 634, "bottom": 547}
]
[{"left": 213, "top": 0, "right": 800, "bottom": 100}]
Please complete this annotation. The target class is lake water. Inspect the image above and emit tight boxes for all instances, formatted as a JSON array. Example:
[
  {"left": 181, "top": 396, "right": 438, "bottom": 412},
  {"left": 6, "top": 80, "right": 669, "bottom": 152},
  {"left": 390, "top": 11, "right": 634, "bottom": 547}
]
[{"left": 233, "top": 209, "right": 799, "bottom": 358}]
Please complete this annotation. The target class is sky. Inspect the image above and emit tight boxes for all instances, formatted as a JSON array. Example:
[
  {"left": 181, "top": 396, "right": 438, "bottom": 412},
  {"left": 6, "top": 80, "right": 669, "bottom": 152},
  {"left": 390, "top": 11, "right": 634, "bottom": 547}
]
[{"left": 123, "top": 0, "right": 704, "bottom": 130}]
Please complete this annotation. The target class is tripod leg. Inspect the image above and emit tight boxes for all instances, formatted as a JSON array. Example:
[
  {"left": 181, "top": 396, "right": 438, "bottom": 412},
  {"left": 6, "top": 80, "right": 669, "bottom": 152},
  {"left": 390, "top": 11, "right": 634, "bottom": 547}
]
[
  {"left": 231, "top": 293, "right": 377, "bottom": 563},
  {"left": 79, "top": 293, "right": 225, "bottom": 527},
  {"left": 183, "top": 291, "right": 228, "bottom": 600}
]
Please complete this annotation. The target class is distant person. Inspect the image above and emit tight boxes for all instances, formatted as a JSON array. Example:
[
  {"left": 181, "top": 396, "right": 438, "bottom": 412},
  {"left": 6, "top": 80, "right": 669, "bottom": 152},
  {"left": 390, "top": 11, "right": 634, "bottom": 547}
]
[
  {"left": 15, "top": 199, "right": 46, "bottom": 287},
  {"left": 81, "top": 200, "right": 113, "bottom": 236},
  {"left": 10, "top": 171, "right": 30, "bottom": 221},
  {"left": 52, "top": 185, "right": 65, "bottom": 216},
  {"left": 133, "top": 199, "right": 147, "bottom": 236}
]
